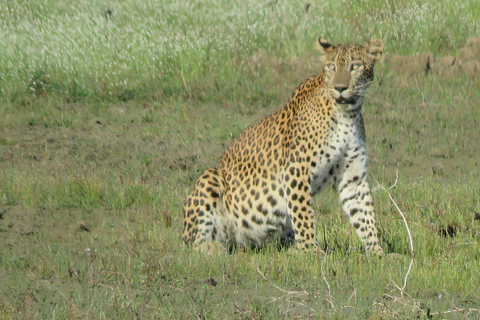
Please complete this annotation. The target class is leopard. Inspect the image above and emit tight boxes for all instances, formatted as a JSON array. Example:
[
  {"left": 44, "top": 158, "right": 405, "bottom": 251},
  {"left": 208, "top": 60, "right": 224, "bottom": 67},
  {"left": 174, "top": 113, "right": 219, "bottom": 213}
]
[{"left": 182, "top": 37, "right": 385, "bottom": 255}]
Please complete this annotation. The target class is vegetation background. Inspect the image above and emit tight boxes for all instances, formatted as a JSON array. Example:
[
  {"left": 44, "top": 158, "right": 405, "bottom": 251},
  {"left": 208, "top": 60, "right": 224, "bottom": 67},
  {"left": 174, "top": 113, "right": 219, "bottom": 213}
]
[{"left": 0, "top": 0, "right": 479, "bottom": 318}]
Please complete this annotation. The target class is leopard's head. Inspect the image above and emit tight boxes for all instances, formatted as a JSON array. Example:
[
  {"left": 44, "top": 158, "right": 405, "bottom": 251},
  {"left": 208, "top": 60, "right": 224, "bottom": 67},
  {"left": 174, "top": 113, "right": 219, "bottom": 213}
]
[{"left": 318, "top": 38, "right": 384, "bottom": 106}]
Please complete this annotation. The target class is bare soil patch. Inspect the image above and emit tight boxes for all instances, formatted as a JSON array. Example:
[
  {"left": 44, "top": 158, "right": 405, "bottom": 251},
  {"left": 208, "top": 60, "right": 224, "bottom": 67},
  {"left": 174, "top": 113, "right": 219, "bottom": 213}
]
[{"left": 385, "top": 36, "right": 480, "bottom": 78}]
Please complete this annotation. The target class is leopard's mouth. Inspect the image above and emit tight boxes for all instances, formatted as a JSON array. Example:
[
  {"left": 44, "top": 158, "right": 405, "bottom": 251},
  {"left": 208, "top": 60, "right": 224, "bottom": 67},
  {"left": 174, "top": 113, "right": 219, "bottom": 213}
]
[{"left": 335, "top": 97, "right": 356, "bottom": 105}]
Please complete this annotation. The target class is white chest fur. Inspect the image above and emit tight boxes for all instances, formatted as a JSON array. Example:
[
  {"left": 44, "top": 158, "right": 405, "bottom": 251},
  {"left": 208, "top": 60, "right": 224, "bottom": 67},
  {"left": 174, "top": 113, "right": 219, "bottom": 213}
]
[{"left": 310, "top": 112, "right": 365, "bottom": 196}]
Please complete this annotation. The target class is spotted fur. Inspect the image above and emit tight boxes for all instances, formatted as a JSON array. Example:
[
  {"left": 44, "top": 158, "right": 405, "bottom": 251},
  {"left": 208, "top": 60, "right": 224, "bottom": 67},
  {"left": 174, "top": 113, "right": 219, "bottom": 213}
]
[{"left": 182, "top": 37, "right": 385, "bottom": 255}]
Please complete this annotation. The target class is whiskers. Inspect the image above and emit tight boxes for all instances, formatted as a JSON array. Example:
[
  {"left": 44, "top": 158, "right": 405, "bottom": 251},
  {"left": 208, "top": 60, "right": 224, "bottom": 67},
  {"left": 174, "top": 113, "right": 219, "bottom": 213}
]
[
  {"left": 356, "top": 80, "right": 373, "bottom": 88},
  {"left": 354, "top": 81, "right": 373, "bottom": 91},
  {"left": 353, "top": 81, "right": 373, "bottom": 99}
]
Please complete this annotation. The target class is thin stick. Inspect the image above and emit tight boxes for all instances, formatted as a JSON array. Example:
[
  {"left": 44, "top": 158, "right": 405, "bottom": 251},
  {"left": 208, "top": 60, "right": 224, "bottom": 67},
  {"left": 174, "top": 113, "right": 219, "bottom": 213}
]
[
  {"left": 375, "top": 163, "right": 414, "bottom": 297},
  {"left": 256, "top": 267, "right": 268, "bottom": 281},
  {"left": 389, "top": 258, "right": 414, "bottom": 295},
  {"left": 385, "top": 188, "right": 414, "bottom": 254},
  {"left": 180, "top": 71, "right": 190, "bottom": 96},
  {"left": 320, "top": 253, "right": 337, "bottom": 313},
  {"left": 430, "top": 308, "right": 480, "bottom": 316},
  {"left": 388, "top": 161, "right": 400, "bottom": 190},
  {"left": 320, "top": 254, "right": 331, "bottom": 296},
  {"left": 376, "top": 164, "right": 414, "bottom": 254}
]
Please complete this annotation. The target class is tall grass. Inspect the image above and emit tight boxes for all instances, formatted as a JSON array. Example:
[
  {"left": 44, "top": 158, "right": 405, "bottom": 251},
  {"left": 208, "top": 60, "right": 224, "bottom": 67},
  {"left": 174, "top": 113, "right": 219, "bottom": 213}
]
[{"left": 0, "top": 0, "right": 479, "bottom": 106}]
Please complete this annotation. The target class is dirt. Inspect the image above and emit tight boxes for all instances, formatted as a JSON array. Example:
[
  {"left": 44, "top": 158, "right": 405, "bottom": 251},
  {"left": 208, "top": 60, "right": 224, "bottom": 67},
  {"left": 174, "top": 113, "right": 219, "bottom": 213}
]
[{"left": 384, "top": 36, "right": 480, "bottom": 78}]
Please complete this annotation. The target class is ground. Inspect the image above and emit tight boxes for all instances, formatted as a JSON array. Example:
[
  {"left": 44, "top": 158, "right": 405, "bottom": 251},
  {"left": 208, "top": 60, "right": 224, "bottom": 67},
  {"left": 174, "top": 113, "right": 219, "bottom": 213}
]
[{"left": 1, "top": 38, "right": 480, "bottom": 319}]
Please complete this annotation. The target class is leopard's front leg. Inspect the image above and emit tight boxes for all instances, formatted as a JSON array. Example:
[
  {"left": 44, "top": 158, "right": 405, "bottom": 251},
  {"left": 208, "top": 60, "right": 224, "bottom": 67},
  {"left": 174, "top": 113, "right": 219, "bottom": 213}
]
[
  {"left": 283, "top": 167, "right": 320, "bottom": 250},
  {"left": 337, "top": 154, "right": 383, "bottom": 255}
]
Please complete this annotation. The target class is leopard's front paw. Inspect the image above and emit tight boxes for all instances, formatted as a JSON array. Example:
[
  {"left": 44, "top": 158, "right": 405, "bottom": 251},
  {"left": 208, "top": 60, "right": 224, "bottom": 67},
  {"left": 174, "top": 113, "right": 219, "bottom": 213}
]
[
  {"left": 293, "top": 241, "right": 325, "bottom": 254},
  {"left": 193, "top": 241, "right": 227, "bottom": 255},
  {"left": 365, "top": 244, "right": 384, "bottom": 256}
]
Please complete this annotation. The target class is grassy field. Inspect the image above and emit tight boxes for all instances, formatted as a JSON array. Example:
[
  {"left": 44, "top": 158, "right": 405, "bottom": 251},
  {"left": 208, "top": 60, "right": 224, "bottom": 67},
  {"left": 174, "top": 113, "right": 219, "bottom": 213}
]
[{"left": 1, "top": 0, "right": 480, "bottom": 319}]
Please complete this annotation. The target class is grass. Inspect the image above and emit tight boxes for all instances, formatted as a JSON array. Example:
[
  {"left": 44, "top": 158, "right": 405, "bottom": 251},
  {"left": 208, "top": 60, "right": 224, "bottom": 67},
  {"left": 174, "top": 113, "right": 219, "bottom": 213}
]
[
  {"left": 2, "top": 0, "right": 480, "bottom": 105},
  {"left": 1, "top": 0, "right": 480, "bottom": 318}
]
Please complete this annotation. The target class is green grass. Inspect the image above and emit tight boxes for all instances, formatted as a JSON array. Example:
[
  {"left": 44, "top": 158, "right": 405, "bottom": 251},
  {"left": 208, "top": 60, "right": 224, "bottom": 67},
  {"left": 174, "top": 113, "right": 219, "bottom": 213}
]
[
  {"left": 1, "top": 0, "right": 479, "bottom": 105},
  {"left": 1, "top": 0, "right": 480, "bottom": 319}
]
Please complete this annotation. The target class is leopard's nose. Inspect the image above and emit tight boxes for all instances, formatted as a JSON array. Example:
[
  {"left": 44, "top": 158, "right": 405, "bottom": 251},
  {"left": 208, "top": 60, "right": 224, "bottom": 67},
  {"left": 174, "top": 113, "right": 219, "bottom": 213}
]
[{"left": 334, "top": 86, "right": 348, "bottom": 93}]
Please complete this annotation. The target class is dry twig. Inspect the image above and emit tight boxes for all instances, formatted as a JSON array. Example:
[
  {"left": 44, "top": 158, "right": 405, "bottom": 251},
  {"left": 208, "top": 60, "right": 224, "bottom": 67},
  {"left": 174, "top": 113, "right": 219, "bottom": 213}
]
[
  {"left": 320, "top": 253, "right": 337, "bottom": 313},
  {"left": 430, "top": 308, "right": 480, "bottom": 316},
  {"left": 375, "top": 162, "right": 414, "bottom": 297}
]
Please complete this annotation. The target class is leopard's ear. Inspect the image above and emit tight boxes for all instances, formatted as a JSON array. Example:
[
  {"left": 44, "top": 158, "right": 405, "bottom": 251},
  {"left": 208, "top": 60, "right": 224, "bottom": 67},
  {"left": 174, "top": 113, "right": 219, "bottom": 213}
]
[
  {"left": 316, "top": 37, "right": 334, "bottom": 55},
  {"left": 366, "top": 38, "right": 384, "bottom": 62}
]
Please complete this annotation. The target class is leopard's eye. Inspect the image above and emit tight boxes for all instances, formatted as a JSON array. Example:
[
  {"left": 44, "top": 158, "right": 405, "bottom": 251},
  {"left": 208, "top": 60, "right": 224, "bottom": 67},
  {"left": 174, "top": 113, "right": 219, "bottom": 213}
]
[
  {"left": 350, "top": 63, "right": 363, "bottom": 71},
  {"left": 326, "top": 63, "right": 336, "bottom": 71}
]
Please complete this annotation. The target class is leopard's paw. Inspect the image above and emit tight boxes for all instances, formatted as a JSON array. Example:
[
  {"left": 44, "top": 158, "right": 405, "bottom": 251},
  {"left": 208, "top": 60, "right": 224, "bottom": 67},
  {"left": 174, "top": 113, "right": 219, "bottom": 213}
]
[{"left": 193, "top": 241, "right": 227, "bottom": 255}]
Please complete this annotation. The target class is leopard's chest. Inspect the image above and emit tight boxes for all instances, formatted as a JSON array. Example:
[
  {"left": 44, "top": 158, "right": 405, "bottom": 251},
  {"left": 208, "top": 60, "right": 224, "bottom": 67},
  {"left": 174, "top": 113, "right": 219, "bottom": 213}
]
[{"left": 309, "top": 118, "right": 361, "bottom": 195}]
